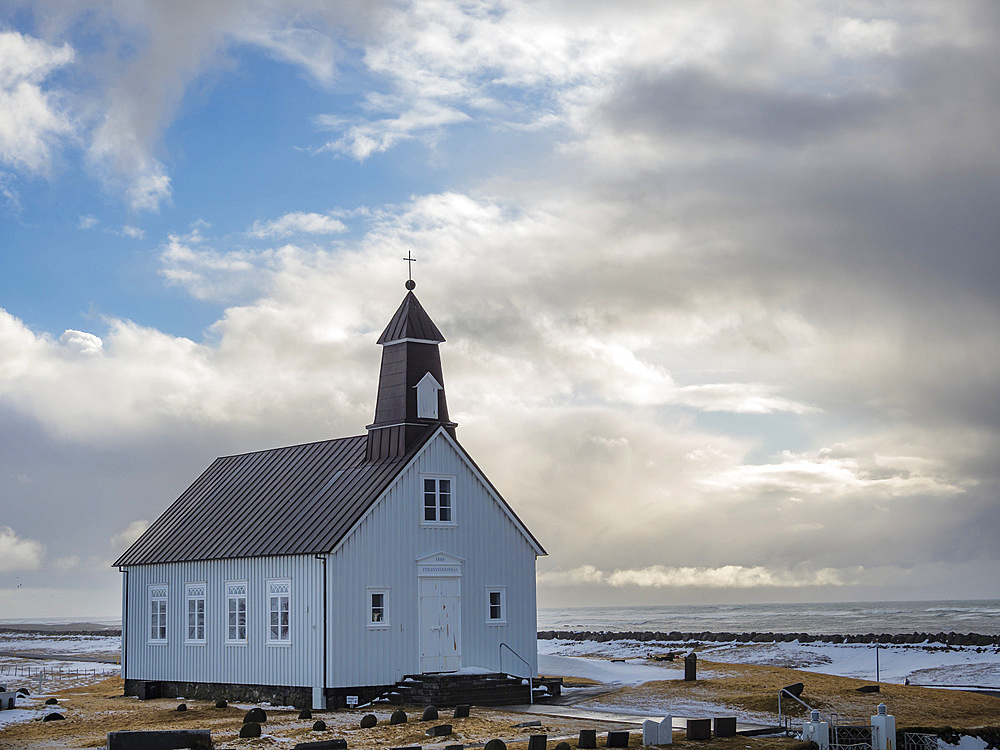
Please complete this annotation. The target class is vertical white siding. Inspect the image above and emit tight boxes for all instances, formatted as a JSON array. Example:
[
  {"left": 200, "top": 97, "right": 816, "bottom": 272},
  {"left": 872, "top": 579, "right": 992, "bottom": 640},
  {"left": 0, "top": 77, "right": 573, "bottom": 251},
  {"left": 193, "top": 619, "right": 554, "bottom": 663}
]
[
  {"left": 327, "top": 432, "right": 539, "bottom": 687},
  {"left": 124, "top": 555, "right": 323, "bottom": 688}
]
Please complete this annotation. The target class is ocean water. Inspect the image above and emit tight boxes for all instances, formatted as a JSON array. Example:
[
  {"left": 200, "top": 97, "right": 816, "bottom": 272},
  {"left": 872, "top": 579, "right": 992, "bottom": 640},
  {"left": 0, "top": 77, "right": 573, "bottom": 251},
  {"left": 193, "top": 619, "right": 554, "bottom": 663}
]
[{"left": 538, "top": 600, "right": 1000, "bottom": 635}]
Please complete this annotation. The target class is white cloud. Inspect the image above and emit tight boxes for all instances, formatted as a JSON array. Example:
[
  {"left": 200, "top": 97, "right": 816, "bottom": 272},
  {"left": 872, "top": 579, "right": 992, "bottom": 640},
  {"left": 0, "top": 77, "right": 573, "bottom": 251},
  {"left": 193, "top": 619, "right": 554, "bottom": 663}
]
[
  {"left": 59, "top": 329, "right": 104, "bottom": 356},
  {"left": 111, "top": 520, "right": 149, "bottom": 552},
  {"left": 538, "top": 564, "right": 856, "bottom": 589},
  {"left": 0, "top": 526, "right": 45, "bottom": 572},
  {"left": 121, "top": 225, "right": 145, "bottom": 239},
  {"left": 247, "top": 211, "right": 347, "bottom": 239},
  {"left": 78, "top": 214, "right": 99, "bottom": 230},
  {"left": 0, "top": 31, "right": 75, "bottom": 174},
  {"left": 672, "top": 383, "right": 818, "bottom": 415}
]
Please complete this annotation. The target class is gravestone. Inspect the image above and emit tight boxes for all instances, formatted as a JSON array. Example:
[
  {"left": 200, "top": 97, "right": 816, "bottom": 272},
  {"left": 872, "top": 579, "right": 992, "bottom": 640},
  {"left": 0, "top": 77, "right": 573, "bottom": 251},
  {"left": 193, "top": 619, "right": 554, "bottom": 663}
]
[
  {"left": 607, "top": 731, "right": 630, "bottom": 748},
  {"left": 714, "top": 718, "right": 737, "bottom": 738},
  {"left": 390, "top": 709, "right": 408, "bottom": 724},
  {"left": 427, "top": 725, "right": 453, "bottom": 737},
  {"left": 422, "top": 705, "right": 439, "bottom": 721},
  {"left": 313, "top": 720, "right": 327, "bottom": 731},
  {"left": 686, "top": 719, "right": 711, "bottom": 740},
  {"left": 643, "top": 720, "right": 659, "bottom": 746},
  {"left": 215, "top": 699, "right": 228, "bottom": 708},
  {"left": 43, "top": 712, "right": 64, "bottom": 722},
  {"left": 293, "top": 740, "right": 347, "bottom": 750},
  {"left": 240, "top": 723, "right": 261, "bottom": 738},
  {"left": 107, "top": 729, "right": 212, "bottom": 750},
  {"left": 527, "top": 734, "right": 547, "bottom": 750},
  {"left": 454, "top": 704, "right": 471, "bottom": 718},
  {"left": 299, "top": 708, "right": 313, "bottom": 719},
  {"left": 658, "top": 716, "right": 673, "bottom": 745},
  {"left": 579, "top": 729, "right": 597, "bottom": 749},
  {"left": 484, "top": 740, "right": 507, "bottom": 750},
  {"left": 684, "top": 652, "right": 697, "bottom": 681},
  {"left": 555, "top": 743, "right": 572, "bottom": 750},
  {"left": 360, "top": 714, "right": 377, "bottom": 729},
  {"left": 244, "top": 707, "right": 267, "bottom": 723}
]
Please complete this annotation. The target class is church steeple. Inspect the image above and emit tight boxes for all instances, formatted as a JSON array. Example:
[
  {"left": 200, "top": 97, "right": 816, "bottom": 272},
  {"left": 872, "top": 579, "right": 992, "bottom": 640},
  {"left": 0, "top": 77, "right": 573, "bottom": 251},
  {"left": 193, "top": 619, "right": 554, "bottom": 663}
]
[{"left": 366, "top": 286, "right": 456, "bottom": 462}]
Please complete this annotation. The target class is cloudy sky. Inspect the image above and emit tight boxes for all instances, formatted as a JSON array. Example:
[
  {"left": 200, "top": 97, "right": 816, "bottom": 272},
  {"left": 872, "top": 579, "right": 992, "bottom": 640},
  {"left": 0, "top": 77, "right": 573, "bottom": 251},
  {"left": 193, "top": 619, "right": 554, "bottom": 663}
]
[{"left": 1, "top": 1, "right": 998, "bottom": 619}]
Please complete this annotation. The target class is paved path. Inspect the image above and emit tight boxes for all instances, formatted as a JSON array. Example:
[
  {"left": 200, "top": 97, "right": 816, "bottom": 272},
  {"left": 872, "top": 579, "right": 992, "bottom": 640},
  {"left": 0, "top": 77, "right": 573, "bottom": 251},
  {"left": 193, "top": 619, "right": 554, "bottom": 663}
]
[{"left": 504, "top": 702, "right": 783, "bottom": 736}]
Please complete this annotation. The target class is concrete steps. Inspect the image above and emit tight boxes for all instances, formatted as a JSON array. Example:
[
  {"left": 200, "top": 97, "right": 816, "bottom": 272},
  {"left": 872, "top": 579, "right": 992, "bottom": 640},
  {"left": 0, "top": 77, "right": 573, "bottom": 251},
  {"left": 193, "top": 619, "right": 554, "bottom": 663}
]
[{"left": 386, "top": 672, "right": 561, "bottom": 707}]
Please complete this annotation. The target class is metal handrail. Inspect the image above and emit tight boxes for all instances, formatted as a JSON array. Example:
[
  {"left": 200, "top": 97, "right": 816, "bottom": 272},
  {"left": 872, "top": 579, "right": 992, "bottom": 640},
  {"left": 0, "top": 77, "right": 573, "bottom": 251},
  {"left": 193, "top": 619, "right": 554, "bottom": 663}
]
[
  {"left": 499, "top": 642, "right": 533, "bottom": 704},
  {"left": 778, "top": 688, "right": 838, "bottom": 732}
]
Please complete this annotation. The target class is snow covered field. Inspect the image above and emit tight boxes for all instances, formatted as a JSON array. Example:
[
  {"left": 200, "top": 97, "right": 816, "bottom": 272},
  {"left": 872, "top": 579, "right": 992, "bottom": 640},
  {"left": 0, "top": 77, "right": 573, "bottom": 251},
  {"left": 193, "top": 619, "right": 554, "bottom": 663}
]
[{"left": 538, "top": 637, "right": 1000, "bottom": 687}]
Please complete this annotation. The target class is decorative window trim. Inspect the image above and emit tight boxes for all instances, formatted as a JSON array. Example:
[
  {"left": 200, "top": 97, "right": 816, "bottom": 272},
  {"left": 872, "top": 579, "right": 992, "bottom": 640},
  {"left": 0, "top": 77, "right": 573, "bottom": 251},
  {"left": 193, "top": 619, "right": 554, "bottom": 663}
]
[
  {"left": 421, "top": 474, "right": 456, "bottom": 526},
  {"left": 225, "top": 580, "right": 248, "bottom": 645},
  {"left": 148, "top": 584, "right": 168, "bottom": 644},
  {"left": 368, "top": 587, "right": 389, "bottom": 629},
  {"left": 184, "top": 582, "right": 207, "bottom": 644},
  {"left": 486, "top": 586, "right": 507, "bottom": 625},
  {"left": 266, "top": 578, "right": 292, "bottom": 646}
]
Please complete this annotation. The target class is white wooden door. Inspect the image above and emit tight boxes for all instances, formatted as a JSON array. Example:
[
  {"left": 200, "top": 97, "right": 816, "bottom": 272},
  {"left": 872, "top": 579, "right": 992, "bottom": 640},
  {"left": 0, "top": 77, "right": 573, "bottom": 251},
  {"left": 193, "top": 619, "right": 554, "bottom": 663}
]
[{"left": 419, "top": 576, "right": 461, "bottom": 672}]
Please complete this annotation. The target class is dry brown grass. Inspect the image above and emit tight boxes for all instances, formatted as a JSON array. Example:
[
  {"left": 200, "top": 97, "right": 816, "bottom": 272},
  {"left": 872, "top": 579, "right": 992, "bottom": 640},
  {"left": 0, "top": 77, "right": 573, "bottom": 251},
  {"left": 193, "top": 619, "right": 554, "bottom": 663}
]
[{"left": 591, "top": 660, "right": 1000, "bottom": 729}]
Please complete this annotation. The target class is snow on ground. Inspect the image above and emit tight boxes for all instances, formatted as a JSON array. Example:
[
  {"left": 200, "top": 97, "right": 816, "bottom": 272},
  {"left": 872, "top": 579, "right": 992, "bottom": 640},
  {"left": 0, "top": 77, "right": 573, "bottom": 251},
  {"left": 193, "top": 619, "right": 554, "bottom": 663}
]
[
  {"left": 0, "top": 632, "right": 120, "bottom": 656},
  {"left": 538, "top": 654, "right": 683, "bottom": 686},
  {"left": 538, "top": 638, "right": 1000, "bottom": 687}
]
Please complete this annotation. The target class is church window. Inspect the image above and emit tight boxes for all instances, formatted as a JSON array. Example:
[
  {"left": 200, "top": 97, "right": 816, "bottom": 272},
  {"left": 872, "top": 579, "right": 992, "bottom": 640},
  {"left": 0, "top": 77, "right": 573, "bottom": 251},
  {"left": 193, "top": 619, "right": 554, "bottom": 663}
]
[
  {"left": 149, "top": 585, "right": 167, "bottom": 642},
  {"left": 267, "top": 579, "right": 291, "bottom": 644},
  {"left": 423, "top": 476, "right": 454, "bottom": 524},
  {"left": 486, "top": 587, "right": 506, "bottom": 624},
  {"left": 368, "top": 588, "right": 389, "bottom": 627},
  {"left": 185, "top": 583, "right": 206, "bottom": 643},
  {"left": 226, "top": 581, "right": 247, "bottom": 643}
]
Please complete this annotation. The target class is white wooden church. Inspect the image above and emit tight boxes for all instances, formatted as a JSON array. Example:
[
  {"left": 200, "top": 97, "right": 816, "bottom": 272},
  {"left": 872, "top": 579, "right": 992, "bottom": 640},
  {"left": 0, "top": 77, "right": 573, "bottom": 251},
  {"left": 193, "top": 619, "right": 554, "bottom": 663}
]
[{"left": 115, "top": 282, "right": 545, "bottom": 708}]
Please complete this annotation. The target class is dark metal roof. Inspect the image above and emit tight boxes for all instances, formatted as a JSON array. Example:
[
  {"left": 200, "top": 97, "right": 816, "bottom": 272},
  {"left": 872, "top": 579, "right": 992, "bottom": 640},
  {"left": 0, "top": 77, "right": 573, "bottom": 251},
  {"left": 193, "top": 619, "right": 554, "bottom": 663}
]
[
  {"left": 377, "top": 292, "right": 445, "bottom": 344},
  {"left": 114, "top": 431, "right": 434, "bottom": 566}
]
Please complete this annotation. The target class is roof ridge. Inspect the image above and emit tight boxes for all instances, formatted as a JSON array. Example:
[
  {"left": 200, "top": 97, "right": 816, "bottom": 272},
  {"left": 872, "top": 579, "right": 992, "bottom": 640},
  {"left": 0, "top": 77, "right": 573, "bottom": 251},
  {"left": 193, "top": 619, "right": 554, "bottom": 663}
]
[{"left": 216, "top": 433, "right": 366, "bottom": 460}]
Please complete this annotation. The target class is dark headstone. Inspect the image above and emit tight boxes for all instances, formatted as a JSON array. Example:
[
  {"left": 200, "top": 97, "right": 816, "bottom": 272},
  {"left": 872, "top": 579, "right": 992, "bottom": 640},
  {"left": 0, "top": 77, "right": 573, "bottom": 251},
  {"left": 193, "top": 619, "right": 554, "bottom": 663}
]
[
  {"left": 515, "top": 720, "right": 542, "bottom": 728},
  {"left": 391, "top": 709, "right": 408, "bottom": 724},
  {"left": 176, "top": 703, "right": 187, "bottom": 712},
  {"left": 427, "top": 724, "right": 453, "bottom": 737},
  {"left": 684, "top": 652, "right": 698, "bottom": 681},
  {"left": 299, "top": 708, "right": 313, "bottom": 719},
  {"left": 107, "top": 729, "right": 212, "bottom": 750},
  {"left": 293, "top": 740, "right": 347, "bottom": 750},
  {"left": 578, "top": 729, "right": 597, "bottom": 749},
  {"left": 421, "top": 705, "right": 438, "bottom": 721},
  {"left": 17, "top": 688, "right": 30, "bottom": 695},
  {"left": 782, "top": 682, "right": 804, "bottom": 698},
  {"left": 42, "top": 712, "right": 65, "bottom": 722},
  {"left": 714, "top": 717, "right": 737, "bottom": 737},
  {"left": 390, "top": 747, "right": 422, "bottom": 750},
  {"left": 606, "top": 731, "right": 629, "bottom": 748},
  {"left": 555, "top": 743, "right": 572, "bottom": 750},
  {"left": 484, "top": 741, "right": 507, "bottom": 750},
  {"left": 313, "top": 720, "right": 327, "bottom": 731},
  {"left": 856, "top": 685, "right": 880, "bottom": 693},
  {"left": 686, "top": 719, "right": 711, "bottom": 740},
  {"left": 240, "top": 723, "right": 262, "bottom": 738},
  {"left": 527, "top": 734, "right": 547, "bottom": 750},
  {"left": 445, "top": 745, "right": 464, "bottom": 750},
  {"left": 244, "top": 707, "right": 267, "bottom": 723},
  {"left": 361, "top": 714, "right": 378, "bottom": 728},
  {"left": 215, "top": 699, "right": 227, "bottom": 708},
  {"left": 45, "top": 697, "right": 58, "bottom": 705},
  {"left": 453, "top": 704, "right": 470, "bottom": 718}
]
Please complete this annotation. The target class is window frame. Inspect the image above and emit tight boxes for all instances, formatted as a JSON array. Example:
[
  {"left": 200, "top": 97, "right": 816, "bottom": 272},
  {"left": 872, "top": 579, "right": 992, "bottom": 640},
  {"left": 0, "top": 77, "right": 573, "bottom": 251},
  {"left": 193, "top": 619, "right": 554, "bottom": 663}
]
[
  {"left": 421, "top": 474, "right": 456, "bottom": 526},
  {"left": 266, "top": 578, "right": 292, "bottom": 646},
  {"left": 184, "top": 582, "right": 207, "bottom": 644},
  {"left": 148, "top": 584, "right": 168, "bottom": 644},
  {"left": 225, "top": 580, "right": 248, "bottom": 645},
  {"left": 367, "top": 587, "right": 389, "bottom": 629},
  {"left": 486, "top": 586, "right": 507, "bottom": 625}
]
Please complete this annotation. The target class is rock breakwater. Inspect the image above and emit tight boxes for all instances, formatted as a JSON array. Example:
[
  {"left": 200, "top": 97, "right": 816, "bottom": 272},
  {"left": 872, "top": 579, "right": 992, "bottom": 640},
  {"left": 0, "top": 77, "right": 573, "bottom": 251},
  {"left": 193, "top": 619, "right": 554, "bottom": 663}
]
[{"left": 537, "top": 630, "right": 1000, "bottom": 646}]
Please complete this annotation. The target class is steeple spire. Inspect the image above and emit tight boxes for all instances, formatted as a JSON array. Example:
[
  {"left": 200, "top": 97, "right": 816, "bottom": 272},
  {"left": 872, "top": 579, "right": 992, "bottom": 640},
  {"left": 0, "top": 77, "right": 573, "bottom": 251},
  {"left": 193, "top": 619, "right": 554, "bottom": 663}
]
[{"left": 366, "top": 284, "right": 456, "bottom": 462}]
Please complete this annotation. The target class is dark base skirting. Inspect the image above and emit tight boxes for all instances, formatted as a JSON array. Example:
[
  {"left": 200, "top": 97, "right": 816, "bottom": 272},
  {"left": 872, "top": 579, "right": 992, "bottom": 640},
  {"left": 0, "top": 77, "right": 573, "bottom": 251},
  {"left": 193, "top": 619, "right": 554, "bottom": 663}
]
[{"left": 124, "top": 679, "right": 395, "bottom": 709}]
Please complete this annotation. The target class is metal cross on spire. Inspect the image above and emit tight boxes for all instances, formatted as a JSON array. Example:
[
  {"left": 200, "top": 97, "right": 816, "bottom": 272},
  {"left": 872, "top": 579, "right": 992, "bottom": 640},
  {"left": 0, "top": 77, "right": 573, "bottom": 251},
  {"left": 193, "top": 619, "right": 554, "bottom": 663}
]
[{"left": 403, "top": 250, "right": 417, "bottom": 290}]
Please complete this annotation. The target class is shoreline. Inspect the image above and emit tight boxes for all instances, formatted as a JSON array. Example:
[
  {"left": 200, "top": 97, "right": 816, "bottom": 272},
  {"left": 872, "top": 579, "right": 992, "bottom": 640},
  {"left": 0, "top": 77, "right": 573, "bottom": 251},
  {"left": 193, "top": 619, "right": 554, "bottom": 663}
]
[{"left": 538, "top": 630, "right": 1000, "bottom": 647}]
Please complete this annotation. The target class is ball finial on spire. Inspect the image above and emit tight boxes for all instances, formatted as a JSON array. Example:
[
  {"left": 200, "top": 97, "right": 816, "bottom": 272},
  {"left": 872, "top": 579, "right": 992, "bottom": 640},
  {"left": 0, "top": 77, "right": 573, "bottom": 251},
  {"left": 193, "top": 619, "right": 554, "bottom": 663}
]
[{"left": 405, "top": 279, "right": 416, "bottom": 290}]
